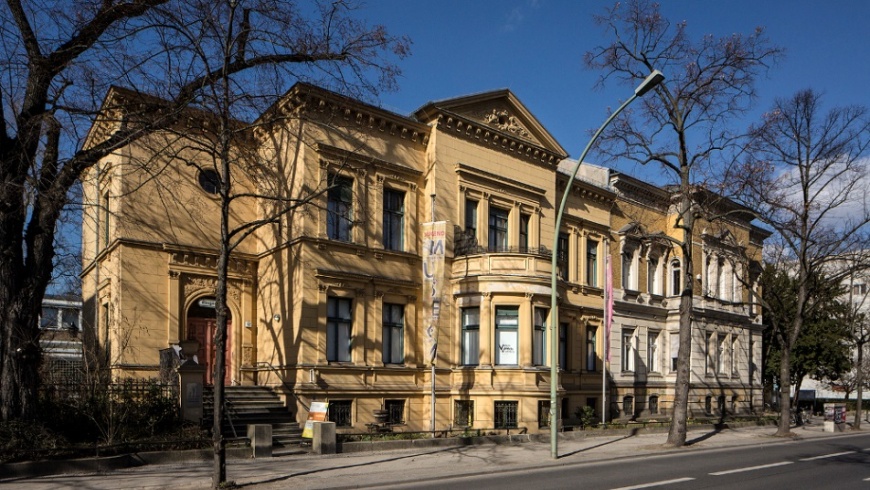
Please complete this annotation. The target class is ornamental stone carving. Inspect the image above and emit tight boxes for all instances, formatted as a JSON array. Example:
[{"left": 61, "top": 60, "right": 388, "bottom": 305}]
[
  {"left": 482, "top": 109, "right": 531, "bottom": 138},
  {"left": 183, "top": 275, "right": 242, "bottom": 303}
]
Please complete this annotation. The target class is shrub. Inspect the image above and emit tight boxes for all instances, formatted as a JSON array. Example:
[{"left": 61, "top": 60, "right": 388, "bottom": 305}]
[{"left": 575, "top": 406, "right": 598, "bottom": 428}]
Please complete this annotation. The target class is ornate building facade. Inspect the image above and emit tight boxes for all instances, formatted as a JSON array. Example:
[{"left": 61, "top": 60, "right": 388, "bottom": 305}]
[{"left": 81, "top": 83, "right": 764, "bottom": 433}]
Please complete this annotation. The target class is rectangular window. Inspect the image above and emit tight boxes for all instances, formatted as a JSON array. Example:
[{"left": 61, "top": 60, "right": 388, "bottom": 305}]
[
  {"left": 327, "top": 174, "right": 353, "bottom": 241},
  {"left": 383, "top": 189, "right": 405, "bottom": 251},
  {"left": 587, "top": 397, "right": 598, "bottom": 415},
  {"left": 519, "top": 213, "right": 531, "bottom": 252},
  {"left": 622, "top": 249, "right": 636, "bottom": 290},
  {"left": 40, "top": 307, "right": 59, "bottom": 329},
  {"left": 671, "top": 259, "right": 682, "bottom": 296},
  {"left": 495, "top": 306, "right": 519, "bottom": 365},
  {"left": 461, "top": 307, "right": 480, "bottom": 366},
  {"left": 670, "top": 331, "right": 679, "bottom": 372},
  {"left": 61, "top": 309, "right": 78, "bottom": 330},
  {"left": 706, "top": 332, "right": 718, "bottom": 375},
  {"left": 327, "top": 297, "right": 352, "bottom": 362},
  {"left": 622, "top": 328, "right": 636, "bottom": 372},
  {"left": 494, "top": 401, "right": 518, "bottom": 429},
  {"left": 749, "top": 339, "right": 756, "bottom": 384},
  {"left": 586, "top": 326, "right": 597, "bottom": 372},
  {"left": 648, "top": 331, "right": 660, "bottom": 373},
  {"left": 557, "top": 232, "right": 569, "bottom": 280},
  {"left": 538, "top": 400, "right": 551, "bottom": 428},
  {"left": 101, "top": 192, "right": 110, "bottom": 249},
  {"left": 649, "top": 396, "right": 659, "bottom": 414},
  {"left": 559, "top": 322, "right": 568, "bottom": 370},
  {"left": 533, "top": 307, "right": 547, "bottom": 366},
  {"left": 586, "top": 239, "right": 599, "bottom": 287},
  {"left": 731, "top": 336, "right": 740, "bottom": 377},
  {"left": 101, "top": 302, "right": 110, "bottom": 344},
  {"left": 328, "top": 400, "right": 352, "bottom": 427},
  {"left": 718, "top": 334, "right": 727, "bottom": 374},
  {"left": 385, "top": 399, "right": 405, "bottom": 425},
  {"left": 454, "top": 400, "right": 474, "bottom": 427},
  {"left": 648, "top": 257, "right": 660, "bottom": 295},
  {"left": 465, "top": 199, "right": 478, "bottom": 237},
  {"left": 488, "top": 207, "right": 509, "bottom": 252},
  {"left": 382, "top": 303, "right": 404, "bottom": 364}
]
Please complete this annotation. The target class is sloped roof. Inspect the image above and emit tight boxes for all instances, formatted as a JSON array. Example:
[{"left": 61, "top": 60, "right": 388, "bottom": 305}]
[{"left": 414, "top": 89, "right": 568, "bottom": 165}]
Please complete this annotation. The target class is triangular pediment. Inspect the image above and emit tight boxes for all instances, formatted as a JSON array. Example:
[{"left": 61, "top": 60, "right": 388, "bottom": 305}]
[{"left": 414, "top": 90, "right": 567, "bottom": 160}]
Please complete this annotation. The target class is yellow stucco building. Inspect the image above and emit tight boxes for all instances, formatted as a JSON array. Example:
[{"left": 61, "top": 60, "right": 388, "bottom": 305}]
[{"left": 80, "top": 83, "right": 764, "bottom": 434}]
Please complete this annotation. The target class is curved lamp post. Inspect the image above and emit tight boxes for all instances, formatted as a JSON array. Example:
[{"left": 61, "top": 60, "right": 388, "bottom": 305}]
[{"left": 549, "top": 70, "right": 664, "bottom": 459}]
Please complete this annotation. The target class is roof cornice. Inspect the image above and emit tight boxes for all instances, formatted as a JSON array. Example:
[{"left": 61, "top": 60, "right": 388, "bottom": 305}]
[
  {"left": 270, "top": 83, "right": 430, "bottom": 147},
  {"left": 433, "top": 109, "right": 566, "bottom": 167}
]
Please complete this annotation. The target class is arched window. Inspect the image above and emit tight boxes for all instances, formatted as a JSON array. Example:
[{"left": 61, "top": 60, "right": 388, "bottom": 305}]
[
  {"left": 623, "top": 395, "right": 634, "bottom": 417},
  {"left": 670, "top": 258, "right": 681, "bottom": 296}
]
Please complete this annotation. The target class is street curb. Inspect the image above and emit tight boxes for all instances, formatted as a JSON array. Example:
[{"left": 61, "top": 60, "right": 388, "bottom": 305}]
[
  {"left": 0, "top": 419, "right": 790, "bottom": 480},
  {"left": 337, "top": 419, "right": 776, "bottom": 453},
  {"left": 0, "top": 447, "right": 251, "bottom": 480}
]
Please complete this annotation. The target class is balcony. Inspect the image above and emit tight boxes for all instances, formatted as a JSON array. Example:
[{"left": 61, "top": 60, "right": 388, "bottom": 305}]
[
  {"left": 454, "top": 232, "right": 552, "bottom": 258},
  {"left": 452, "top": 245, "right": 553, "bottom": 280}
]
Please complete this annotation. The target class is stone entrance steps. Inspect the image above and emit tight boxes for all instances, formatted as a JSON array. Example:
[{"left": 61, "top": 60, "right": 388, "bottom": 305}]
[{"left": 204, "top": 385, "right": 306, "bottom": 453}]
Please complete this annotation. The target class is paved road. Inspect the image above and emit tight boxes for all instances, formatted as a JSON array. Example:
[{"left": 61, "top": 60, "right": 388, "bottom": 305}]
[
  {"left": 2, "top": 424, "right": 867, "bottom": 489},
  {"left": 372, "top": 432, "right": 870, "bottom": 490}
]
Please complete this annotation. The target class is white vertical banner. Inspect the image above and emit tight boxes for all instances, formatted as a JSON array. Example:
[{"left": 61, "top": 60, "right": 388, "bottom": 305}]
[{"left": 422, "top": 221, "right": 446, "bottom": 365}]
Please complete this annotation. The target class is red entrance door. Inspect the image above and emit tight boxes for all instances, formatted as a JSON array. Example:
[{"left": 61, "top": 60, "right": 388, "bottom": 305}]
[{"left": 187, "top": 317, "right": 232, "bottom": 386}]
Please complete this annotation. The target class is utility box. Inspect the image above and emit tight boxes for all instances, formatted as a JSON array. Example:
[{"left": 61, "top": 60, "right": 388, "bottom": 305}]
[
  {"left": 823, "top": 403, "right": 847, "bottom": 432},
  {"left": 178, "top": 360, "right": 206, "bottom": 424}
]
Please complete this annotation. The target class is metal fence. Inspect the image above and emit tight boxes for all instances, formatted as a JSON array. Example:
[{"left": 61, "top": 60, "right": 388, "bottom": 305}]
[{"left": 39, "top": 377, "right": 179, "bottom": 402}]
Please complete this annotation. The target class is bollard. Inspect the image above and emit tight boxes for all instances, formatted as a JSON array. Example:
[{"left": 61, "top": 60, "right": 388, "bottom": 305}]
[
  {"left": 313, "top": 421, "right": 336, "bottom": 455},
  {"left": 248, "top": 424, "right": 273, "bottom": 458}
]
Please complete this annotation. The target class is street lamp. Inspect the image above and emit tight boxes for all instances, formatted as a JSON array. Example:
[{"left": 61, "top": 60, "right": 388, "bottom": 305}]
[{"left": 549, "top": 70, "right": 664, "bottom": 459}]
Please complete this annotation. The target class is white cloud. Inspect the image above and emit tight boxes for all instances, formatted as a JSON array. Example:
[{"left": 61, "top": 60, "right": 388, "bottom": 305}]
[{"left": 502, "top": 7, "right": 524, "bottom": 32}]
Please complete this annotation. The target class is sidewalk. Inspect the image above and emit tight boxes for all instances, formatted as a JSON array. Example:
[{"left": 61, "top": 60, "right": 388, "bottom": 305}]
[{"left": 1, "top": 423, "right": 863, "bottom": 490}]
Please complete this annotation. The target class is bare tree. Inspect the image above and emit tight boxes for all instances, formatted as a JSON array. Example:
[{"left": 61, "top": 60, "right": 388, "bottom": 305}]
[
  {"left": 730, "top": 89, "right": 870, "bottom": 436},
  {"left": 830, "top": 256, "right": 870, "bottom": 429},
  {"left": 0, "top": 1, "right": 406, "bottom": 463},
  {"left": 584, "top": 0, "right": 782, "bottom": 446}
]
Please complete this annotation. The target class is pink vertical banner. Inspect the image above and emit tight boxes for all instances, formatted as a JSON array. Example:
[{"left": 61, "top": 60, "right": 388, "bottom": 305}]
[{"left": 422, "top": 221, "right": 446, "bottom": 365}]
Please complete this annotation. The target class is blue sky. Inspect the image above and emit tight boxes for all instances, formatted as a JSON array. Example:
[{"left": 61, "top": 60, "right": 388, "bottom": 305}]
[{"left": 357, "top": 0, "right": 870, "bottom": 177}]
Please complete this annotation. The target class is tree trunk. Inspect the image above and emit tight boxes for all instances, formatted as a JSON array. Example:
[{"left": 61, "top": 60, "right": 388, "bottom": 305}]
[
  {"left": 212, "top": 243, "right": 229, "bottom": 488},
  {"left": 212, "top": 111, "right": 234, "bottom": 488},
  {"left": 0, "top": 299, "right": 42, "bottom": 422},
  {"left": 0, "top": 233, "right": 47, "bottom": 422},
  {"left": 776, "top": 345, "right": 792, "bottom": 436},
  {"left": 792, "top": 375, "right": 803, "bottom": 410},
  {"left": 855, "top": 340, "right": 864, "bottom": 430},
  {"left": 666, "top": 185, "right": 694, "bottom": 447},
  {"left": 666, "top": 291, "right": 692, "bottom": 446}
]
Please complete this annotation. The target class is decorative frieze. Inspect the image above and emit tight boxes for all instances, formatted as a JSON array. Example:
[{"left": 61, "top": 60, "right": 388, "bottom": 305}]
[
  {"left": 437, "top": 114, "right": 562, "bottom": 166},
  {"left": 182, "top": 275, "right": 242, "bottom": 303},
  {"left": 482, "top": 108, "right": 531, "bottom": 139}
]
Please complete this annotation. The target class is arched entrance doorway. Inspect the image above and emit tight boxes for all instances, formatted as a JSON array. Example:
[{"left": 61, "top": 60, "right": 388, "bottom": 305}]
[{"left": 186, "top": 297, "right": 232, "bottom": 386}]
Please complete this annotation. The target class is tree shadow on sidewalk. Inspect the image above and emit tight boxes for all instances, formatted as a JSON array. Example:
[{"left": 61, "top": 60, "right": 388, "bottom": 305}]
[
  {"left": 685, "top": 424, "right": 727, "bottom": 446},
  {"left": 558, "top": 429, "right": 640, "bottom": 459},
  {"left": 238, "top": 446, "right": 463, "bottom": 488}
]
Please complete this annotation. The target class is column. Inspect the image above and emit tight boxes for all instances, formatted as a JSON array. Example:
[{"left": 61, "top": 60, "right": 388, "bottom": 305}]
[
  {"left": 479, "top": 292, "right": 493, "bottom": 367},
  {"left": 167, "top": 269, "right": 181, "bottom": 344},
  {"left": 354, "top": 288, "right": 367, "bottom": 365},
  {"left": 520, "top": 293, "right": 533, "bottom": 367}
]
